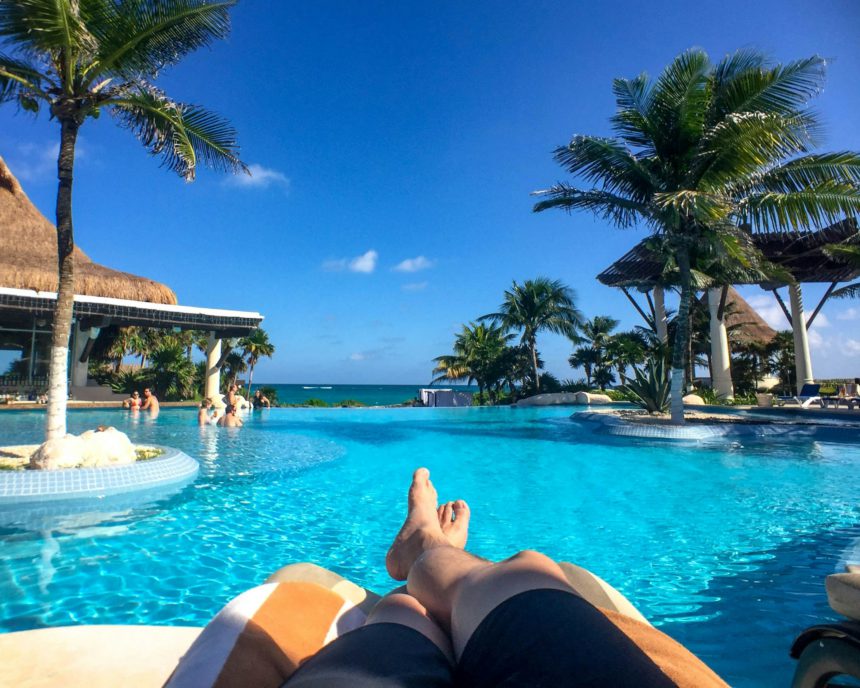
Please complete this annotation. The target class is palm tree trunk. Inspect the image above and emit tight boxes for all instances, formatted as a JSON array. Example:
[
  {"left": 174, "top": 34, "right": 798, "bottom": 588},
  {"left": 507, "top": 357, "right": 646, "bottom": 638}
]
[
  {"left": 530, "top": 340, "right": 540, "bottom": 393},
  {"left": 247, "top": 362, "right": 255, "bottom": 399},
  {"left": 670, "top": 247, "right": 693, "bottom": 424},
  {"left": 46, "top": 118, "right": 80, "bottom": 441}
]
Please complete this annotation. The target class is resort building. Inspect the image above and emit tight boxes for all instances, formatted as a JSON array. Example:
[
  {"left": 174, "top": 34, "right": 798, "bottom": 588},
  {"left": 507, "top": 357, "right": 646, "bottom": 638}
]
[
  {"left": 598, "top": 219, "right": 860, "bottom": 397},
  {"left": 0, "top": 157, "right": 263, "bottom": 401}
]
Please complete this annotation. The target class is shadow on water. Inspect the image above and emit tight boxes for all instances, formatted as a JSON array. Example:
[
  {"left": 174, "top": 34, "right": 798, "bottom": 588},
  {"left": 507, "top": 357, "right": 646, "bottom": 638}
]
[
  {"left": 658, "top": 522, "right": 860, "bottom": 687},
  {"left": 0, "top": 477, "right": 198, "bottom": 536}
]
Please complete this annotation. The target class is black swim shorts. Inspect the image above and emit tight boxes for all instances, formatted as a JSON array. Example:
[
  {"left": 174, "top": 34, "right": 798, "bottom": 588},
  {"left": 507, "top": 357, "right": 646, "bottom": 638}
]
[{"left": 283, "top": 588, "right": 693, "bottom": 687}]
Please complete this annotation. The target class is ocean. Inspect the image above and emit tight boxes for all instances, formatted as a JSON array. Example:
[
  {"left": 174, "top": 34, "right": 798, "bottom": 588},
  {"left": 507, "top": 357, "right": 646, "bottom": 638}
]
[{"left": 252, "top": 383, "right": 478, "bottom": 406}]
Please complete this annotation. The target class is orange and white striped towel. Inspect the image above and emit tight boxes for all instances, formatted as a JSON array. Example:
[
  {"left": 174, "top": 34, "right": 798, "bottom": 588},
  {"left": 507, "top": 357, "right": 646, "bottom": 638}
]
[{"left": 164, "top": 581, "right": 366, "bottom": 688}]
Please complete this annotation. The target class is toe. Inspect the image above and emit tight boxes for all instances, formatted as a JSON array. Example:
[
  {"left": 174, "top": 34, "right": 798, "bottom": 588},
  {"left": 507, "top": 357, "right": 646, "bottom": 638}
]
[
  {"left": 452, "top": 499, "right": 470, "bottom": 523},
  {"left": 440, "top": 501, "right": 453, "bottom": 525},
  {"left": 413, "top": 467, "right": 430, "bottom": 485}
]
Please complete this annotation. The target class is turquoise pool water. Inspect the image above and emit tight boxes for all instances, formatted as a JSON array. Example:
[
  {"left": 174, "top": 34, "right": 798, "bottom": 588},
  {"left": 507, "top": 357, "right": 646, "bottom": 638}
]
[{"left": 2, "top": 407, "right": 860, "bottom": 686}]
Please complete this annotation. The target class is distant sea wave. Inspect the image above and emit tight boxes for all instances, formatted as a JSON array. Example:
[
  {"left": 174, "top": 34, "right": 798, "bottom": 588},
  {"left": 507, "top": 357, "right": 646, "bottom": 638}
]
[{"left": 255, "top": 383, "right": 477, "bottom": 406}]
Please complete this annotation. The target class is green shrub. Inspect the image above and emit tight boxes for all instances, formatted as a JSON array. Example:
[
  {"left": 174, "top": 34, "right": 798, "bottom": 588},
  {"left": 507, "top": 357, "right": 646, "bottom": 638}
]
[
  {"left": 626, "top": 357, "right": 671, "bottom": 413},
  {"left": 602, "top": 388, "right": 636, "bottom": 402},
  {"left": 304, "top": 398, "right": 329, "bottom": 407},
  {"left": 336, "top": 399, "right": 366, "bottom": 407}
]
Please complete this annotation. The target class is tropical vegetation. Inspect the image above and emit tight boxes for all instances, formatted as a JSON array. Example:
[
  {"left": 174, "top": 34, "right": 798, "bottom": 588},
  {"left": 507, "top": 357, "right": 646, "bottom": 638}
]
[
  {"left": 534, "top": 49, "right": 860, "bottom": 423},
  {"left": 481, "top": 278, "right": 583, "bottom": 393},
  {"left": 90, "top": 326, "right": 274, "bottom": 402},
  {"left": 0, "top": 0, "right": 245, "bottom": 440}
]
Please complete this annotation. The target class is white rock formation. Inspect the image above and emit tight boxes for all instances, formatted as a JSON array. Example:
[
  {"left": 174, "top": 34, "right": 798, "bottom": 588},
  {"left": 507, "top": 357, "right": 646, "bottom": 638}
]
[
  {"left": 79, "top": 427, "right": 136, "bottom": 467},
  {"left": 682, "top": 394, "right": 706, "bottom": 405},
  {"left": 573, "top": 391, "right": 614, "bottom": 405},
  {"left": 29, "top": 428, "right": 136, "bottom": 470},
  {"left": 30, "top": 435, "right": 87, "bottom": 470}
]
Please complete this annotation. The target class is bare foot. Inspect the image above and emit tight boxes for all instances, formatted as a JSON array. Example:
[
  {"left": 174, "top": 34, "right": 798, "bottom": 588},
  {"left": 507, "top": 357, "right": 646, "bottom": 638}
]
[
  {"left": 438, "top": 499, "right": 470, "bottom": 550},
  {"left": 386, "top": 468, "right": 449, "bottom": 580}
]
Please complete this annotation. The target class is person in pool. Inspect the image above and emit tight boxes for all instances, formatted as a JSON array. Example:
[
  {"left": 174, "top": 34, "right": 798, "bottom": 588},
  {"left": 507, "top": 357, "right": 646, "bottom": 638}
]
[
  {"left": 140, "top": 388, "right": 159, "bottom": 413},
  {"left": 123, "top": 391, "right": 141, "bottom": 410},
  {"left": 281, "top": 468, "right": 727, "bottom": 688},
  {"left": 197, "top": 399, "right": 214, "bottom": 425},
  {"left": 252, "top": 390, "right": 271, "bottom": 409},
  {"left": 217, "top": 404, "right": 243, "bottom": 427}
]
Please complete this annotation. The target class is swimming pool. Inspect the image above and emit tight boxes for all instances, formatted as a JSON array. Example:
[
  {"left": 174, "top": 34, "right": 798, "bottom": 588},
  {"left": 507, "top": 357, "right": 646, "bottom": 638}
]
[{"left": 2, "top": 406, "right": 859, "bottom": 686}]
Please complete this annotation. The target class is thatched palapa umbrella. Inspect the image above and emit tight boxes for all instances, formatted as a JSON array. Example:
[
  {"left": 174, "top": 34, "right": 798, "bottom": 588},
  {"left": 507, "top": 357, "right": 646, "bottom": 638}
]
[
  {"left": 0, "top": 156, "right": 176, "bottom": 304},
  {"left": 703, "top": 286, "right": 777, "bottom": 347}
]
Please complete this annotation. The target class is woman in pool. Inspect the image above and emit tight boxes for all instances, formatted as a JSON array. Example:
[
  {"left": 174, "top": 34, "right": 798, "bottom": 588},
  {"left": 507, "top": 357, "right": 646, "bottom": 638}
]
[
  {"left": 283, "top": 468, "right": 727, "bottom": 687},
  {"left": 122, "top": 391, "right": 141, "bottom": 410}
]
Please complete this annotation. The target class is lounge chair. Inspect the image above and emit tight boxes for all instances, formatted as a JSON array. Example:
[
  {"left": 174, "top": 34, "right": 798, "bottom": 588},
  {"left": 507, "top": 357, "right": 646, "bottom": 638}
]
[
  {"left": 778, "top": 383, "right": 822, "bottom": 408},
  {"left": 0, "top": 562, "right": 649, "bottom": 688},
  {"left": 790, "top": 565, "right": 860, "bottom": 687}
]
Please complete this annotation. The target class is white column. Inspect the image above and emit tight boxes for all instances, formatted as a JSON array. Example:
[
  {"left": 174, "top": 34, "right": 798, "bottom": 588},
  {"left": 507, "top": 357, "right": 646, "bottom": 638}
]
[
  {"left": 205, "top": 333, "right": 223, "bottom": 405},
  {"left": 653, "top": 286, "right": 668, "bottom": 344},
  {"left": 707, "top": 288, "right": 734, "bottom": 399},
  {"left": 788, "top": 283, "right": 814, "bottom": 394}
]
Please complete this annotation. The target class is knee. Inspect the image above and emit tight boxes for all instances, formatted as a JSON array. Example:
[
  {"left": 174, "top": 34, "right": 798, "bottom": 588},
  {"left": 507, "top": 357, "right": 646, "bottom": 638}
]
[
  {"left": 505, "top": 549, "right": 556, "bottom": 568},
  {"left": 370, "top": 592, "right": 426, "bottom": 618}
]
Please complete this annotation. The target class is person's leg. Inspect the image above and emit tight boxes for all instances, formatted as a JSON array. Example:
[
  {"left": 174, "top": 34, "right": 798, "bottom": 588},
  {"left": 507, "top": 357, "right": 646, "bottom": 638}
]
[
  {"left": 284, "top": 592, "right": 454, "bottom": 688},
  {"left": 365, "top": 593, "right": 454, "bottom": 664},
  {"left": 388, "top": 468, "right": 722, "bottom": 687}
]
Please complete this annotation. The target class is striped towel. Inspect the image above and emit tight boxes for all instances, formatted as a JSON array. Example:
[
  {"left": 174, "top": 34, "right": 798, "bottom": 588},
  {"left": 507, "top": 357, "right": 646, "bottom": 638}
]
[{"left": 164, "top": 581, "right": 366, "bottom": 688}]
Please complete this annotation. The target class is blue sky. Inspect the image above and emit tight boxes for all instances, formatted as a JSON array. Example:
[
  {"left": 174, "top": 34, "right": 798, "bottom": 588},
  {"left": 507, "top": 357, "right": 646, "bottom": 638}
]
[{"left": 2, "top": 0, "right": 859, "bottom": 383}]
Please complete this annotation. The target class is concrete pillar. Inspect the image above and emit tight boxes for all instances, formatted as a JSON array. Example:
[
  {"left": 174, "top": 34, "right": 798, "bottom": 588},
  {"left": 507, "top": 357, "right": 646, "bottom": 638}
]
[
  {"left": 707, "top": 288, "right": 734, "bottom": 399},
  {"left": 788, "top": 283, "right": 814, "bottom": 394},
  {"left": 653, "top": 286, "right": 668, "bottom": 344},
  {"left": 71, "top": 322, "right": 95, "bottom": 388},
  {"left": 205, "top": 333, "right": 223, "bottom": 405}
]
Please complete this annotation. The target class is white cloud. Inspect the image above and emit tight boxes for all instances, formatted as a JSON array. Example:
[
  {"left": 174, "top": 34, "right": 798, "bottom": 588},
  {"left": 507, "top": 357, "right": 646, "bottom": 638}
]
[
  {"left": 393, "top": 256, "right": 435, "bottom": 273},
  {"left": 225, "top": 163, "right": 289, "bottom": 189},
  {"left": 845, "top": 339, "right": 860, "bottom": 356},
  {"left": 744, "top": 294, "right": 791, "bottom": 330},
  {"left": 349, "top": 352, "right": 366, "bottom": 361},
  {"left": 8, "top": 141, "right": 86, "bottom": 182},
  {"left": 402, "top": 281, "right": 428, "bottom": 292},
  {"left": 322, "top": 250, "right": 378, "bottom": 274},
  {"left": 350, "top": 250, "right": 378, "bottom": 273},
  {"left": 837, "top": 308, "right": 860, "bottom": 321}
]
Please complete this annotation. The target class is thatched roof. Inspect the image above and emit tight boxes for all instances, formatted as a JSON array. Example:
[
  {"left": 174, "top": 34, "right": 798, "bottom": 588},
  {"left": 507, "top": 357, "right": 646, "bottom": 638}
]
[
  {"left": 0, "top": 156, "right": 176, "bottom": 305},
  {"left": 702, "top": 286, "right": 777, "bottom": 346},
  {"left": 597, "top": 218, "right": 860, "bottom": 289}
]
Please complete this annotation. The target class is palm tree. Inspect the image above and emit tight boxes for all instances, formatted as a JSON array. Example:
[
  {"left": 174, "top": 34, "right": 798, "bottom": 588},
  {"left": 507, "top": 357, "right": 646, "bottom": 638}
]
[
  {"left": 432, "top": 322, "right": 513, "bottom": 400},
  {"left": 239, "top": 328, "right": 275, "bottom": 399},
  {"left": 483, "top": 278, "right": 583, "bottom": 393},
  {"left": 222, "top": 351, "right": 247, "bottom": 391},
  {"left": 569, "top": 346, "right": 598, "bottom": 387},
  {"left": 534, "top": 49, "right": 860, "bottom": 423},
  {"left": 605, "top": 330, "right": 649, "bottom": 385},
  {"left": 0, "top": 1, "right": 245, "bottom": 440}
]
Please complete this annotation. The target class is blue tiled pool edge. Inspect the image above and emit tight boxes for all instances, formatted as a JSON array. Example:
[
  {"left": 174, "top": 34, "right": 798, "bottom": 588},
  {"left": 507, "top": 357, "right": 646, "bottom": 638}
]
[{"left": 0, "top": 446, "right": 198, "bottom": 503}]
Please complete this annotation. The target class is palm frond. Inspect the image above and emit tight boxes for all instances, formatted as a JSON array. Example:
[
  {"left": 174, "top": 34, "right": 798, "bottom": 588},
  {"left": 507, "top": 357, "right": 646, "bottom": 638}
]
[
  {"left": 0, "top": 52, "right": 49, "bottom": 106},
  {"left": 610, "top": 74, "right": 655, "bottom": 151},
  {"left": 653, "top": 189, "right": 732, "bottom": 223},
  {"left": 532, "top": 184, "right": 649, "bottom": 228},
  {"left": 647, "top": 48, "right": 711, "bottom": 155},
  {"left": 696, "top": 112, "right": 818, "bottom": 190},
  {"left": 711, "top": 55, "right": 826, "bottom": 120},
  {"left": 740, "top": 181, "right": 860, "bottom": 232},
  {"left": 0, "top": 0, "right": 94, "bottom": 54},
  {"left": 746, "top": 152, "right": 860, "bottom": 194},
  {"left": 832, "top": 281, "right": 860, "bottom": 300},
  {"left": 552, "top": 136, "right": 657, "bottom": 200},
  {"left": 109, "top": 86, "right": 245, "bottom": 180},
  {"left": 85, "top": 0, "right": 235, "bottom": 80}
]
